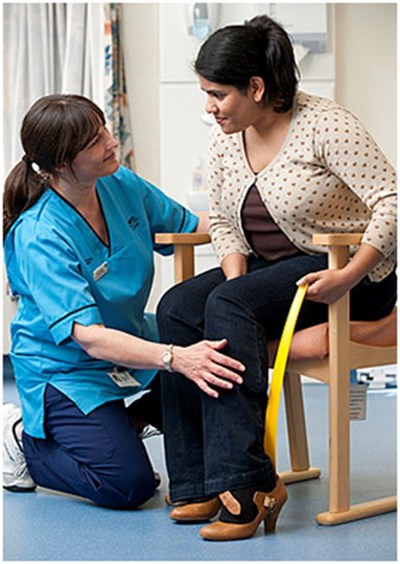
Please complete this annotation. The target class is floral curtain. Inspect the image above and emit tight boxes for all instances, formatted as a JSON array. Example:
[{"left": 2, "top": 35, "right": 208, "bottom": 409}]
[
  {"left": 3, "top": 2, "right": 135, "bottom": 353},
  {"left": 104, "top": 4, "right": 135, "bottom": 169},
  {"left": 3, "top": 3, "right": 134, "bottom": 176}
]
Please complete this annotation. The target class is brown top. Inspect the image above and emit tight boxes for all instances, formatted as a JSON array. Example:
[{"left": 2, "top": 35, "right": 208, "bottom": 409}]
[{"left": 241, "top": 184, "right": 299, "bottom": 261}]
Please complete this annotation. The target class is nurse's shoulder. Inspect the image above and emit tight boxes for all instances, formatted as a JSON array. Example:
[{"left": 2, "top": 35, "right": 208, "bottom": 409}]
[
  {"left": 5, "top": 190, "right": 51, "bottom": 246},
  {"left": 4, "top": 188, "right": 74, "bottom": 264}
]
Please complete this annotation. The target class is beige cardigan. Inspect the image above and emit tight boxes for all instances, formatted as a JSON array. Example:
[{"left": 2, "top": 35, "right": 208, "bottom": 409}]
[{"left": 207, "top": 91, "right": 396, "bottom": 282}]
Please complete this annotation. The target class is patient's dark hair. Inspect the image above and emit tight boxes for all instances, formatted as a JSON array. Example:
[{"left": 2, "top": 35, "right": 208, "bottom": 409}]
[
  {"left": 194, "top": 14, "right": 299, "bottom": 113},
  {"left": 3, "top": 94, "right": 106, "bottom": 239}
]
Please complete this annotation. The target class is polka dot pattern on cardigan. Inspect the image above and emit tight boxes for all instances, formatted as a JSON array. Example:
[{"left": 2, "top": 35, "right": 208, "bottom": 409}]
[{"left": 207, "top": 91, "right": 396, "bottom": 282}]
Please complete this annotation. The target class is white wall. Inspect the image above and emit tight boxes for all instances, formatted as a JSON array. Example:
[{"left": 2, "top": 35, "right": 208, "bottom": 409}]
[
  {"left": 335, "top": 3, "right": 397, "bottom": 165},
  {"left": 122, "top": 3, "right": 160, "bottom": 185}
]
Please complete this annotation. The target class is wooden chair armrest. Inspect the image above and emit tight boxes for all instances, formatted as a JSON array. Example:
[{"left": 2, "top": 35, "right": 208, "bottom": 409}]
[
  {"left": 154, "top": 233, "right": 211, "bottom": 283},
  {"left": 154, "top": 233, "right": 211, "bottom": 246},
  {"left": 313, "top": 233, "right": 363, "bottom": 246},
  {"left": 313, "top": 233, "right": 363, "bottom": 272},
  {"left": 156, "top": 232, "right": 363, "bottom": 283}
]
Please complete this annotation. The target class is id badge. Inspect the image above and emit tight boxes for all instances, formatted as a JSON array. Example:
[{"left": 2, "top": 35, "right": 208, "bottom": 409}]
[
  {"left": 93, "top": 261, "right": 108, "bottom": 281},
  {"left": 107, "top": 368, "right": 141, "bottom": 388}
]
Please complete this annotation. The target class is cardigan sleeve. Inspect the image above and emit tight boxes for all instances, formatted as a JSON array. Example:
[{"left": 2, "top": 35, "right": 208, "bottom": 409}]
[
  {"left": 207, "top": 126, "right": 251, "bottom": 263},
  {"left": 314, "top": 107, "right": 397, "bottom": 260}
]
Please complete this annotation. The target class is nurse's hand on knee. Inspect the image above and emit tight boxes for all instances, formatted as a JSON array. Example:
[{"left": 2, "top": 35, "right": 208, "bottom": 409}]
[{"left": 172, "top": 339, "right": 245, "bottom": 399}]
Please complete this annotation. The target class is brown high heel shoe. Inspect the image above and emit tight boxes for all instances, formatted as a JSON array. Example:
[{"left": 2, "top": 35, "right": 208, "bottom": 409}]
[
  {"left": 165, "top": 494, "right": 187, "bottom": 507},
  {"left": 200, "top": 477, "right": 287, "bottom": 541},
  {"left": 169, "top": 497, "right": 221, "bottom": 522}
]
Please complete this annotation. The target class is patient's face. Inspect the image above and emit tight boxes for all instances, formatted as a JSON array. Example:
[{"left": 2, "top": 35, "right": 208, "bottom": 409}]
[{"left": 198, "top": 76, "right": 262, "bottom": 135}]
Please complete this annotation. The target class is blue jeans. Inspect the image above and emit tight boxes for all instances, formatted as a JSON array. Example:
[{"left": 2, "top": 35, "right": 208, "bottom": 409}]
[
  {"left": 23, "top": 384, "right": 158, "bottom": 509},
  {"left": 157, "top": 254, "right": 396, "bottom": 502}
]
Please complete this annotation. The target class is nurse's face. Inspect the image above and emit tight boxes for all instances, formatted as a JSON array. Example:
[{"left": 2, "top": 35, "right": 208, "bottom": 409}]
[
  {"left": 198, "top": 75, "right": 265, "bottom": 134},
  {"left": 71, "top": 125, "right": 119, "bottom": 183}
]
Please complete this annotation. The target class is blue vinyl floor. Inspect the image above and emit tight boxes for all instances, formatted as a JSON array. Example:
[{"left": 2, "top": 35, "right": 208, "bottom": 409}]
[{"left": 3, "top": 377, "right": 397, "bottom": 562}]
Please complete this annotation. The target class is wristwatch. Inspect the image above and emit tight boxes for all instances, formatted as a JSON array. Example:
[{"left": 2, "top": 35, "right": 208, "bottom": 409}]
[{"left": 162, "top": 344, "right": 174, "bottom": 372}]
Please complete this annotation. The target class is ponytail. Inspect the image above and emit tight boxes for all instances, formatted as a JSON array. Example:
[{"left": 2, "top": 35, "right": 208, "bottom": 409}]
[
  {"left": 245, "top": 15, "right": 298, "bottom": 112},
  {"left": 3, "top": 159, "right": 46, "bottom": 240}
]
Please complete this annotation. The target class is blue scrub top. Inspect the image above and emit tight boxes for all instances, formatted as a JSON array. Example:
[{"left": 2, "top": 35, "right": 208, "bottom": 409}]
[{"left": 4, "top": 166, "right": 199, "bottom": 438}]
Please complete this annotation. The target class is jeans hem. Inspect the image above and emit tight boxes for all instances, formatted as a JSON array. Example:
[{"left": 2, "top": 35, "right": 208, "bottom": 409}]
[
  {"left": 169, "top": 486, "right": 207, "bottom": 503},
  {"left": 204, "top": 467, "right": 275, "bottom": 497}
]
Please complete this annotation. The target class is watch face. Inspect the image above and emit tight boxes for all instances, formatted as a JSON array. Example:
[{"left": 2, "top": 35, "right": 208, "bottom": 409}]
[
  {"left": 162, "top": 345, "right": 174, "bottom": 372},
  {"left": 162, "top": 349, "right": 172, "bottom": 370}
]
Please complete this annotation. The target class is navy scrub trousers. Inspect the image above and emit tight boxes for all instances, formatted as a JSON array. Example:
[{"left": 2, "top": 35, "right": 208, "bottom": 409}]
[{"left": 22, "top": 383, "right": 162, "bottom": 509}]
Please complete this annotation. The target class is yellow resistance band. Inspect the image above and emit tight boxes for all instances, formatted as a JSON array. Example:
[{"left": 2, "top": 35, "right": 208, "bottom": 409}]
[{"left": 264, "top": 284, "right": 309, "bottom": 467}]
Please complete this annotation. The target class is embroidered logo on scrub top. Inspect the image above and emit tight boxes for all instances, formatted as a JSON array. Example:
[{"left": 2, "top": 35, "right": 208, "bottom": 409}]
[
  {"left": 93, "top": 261, "right": 108, "bottom": 281},
  {"left": 127, "top": 216, "right": 139, "bottom": 230}
]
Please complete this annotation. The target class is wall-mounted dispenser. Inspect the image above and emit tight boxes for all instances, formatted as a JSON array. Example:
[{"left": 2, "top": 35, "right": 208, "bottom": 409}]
[
  {"left": 271, "top": 3, "right": 327, "bottom": 55},
  {"left": 186, "top": 3, "right": 219, "bottom": 42}
]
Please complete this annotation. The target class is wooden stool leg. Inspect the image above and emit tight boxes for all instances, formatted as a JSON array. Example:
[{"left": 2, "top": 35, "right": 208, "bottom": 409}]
[
  {"left": 317, "top": 357, "right": 397, "bottom": 524},
  {"left": 279, "top": 373, "right": 321, "bottom": 484},
  {"left": 316, "top": 245, "right": 351, "bottom": 524},
  {"left": 173, "top": 244, "right": 195, "bottom": 283},
  {"left": 316, "top": 244, "right": 396, "bottom": 525}
]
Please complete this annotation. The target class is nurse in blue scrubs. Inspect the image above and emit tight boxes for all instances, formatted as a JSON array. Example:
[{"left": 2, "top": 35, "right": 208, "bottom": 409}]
[{"left": 3, "top": 94, "right": 244, "bottom": 509}]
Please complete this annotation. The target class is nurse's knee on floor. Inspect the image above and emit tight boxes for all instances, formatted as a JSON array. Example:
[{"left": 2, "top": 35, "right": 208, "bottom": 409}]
[{"left": 93, "top": 471, "right": 157, "bottom": 510}]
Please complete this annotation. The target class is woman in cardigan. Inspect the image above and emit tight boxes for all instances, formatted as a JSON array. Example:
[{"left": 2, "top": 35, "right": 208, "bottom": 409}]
[{"left": 157, "top": 14, "right": 396, "bottom": 541}]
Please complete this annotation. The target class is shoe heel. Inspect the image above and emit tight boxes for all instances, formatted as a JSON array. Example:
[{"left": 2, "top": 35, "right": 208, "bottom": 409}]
[
  {"left": 262, "top": 478, "right": 288, "bottom": 534},
  {"left": 263, "top": 509, "right": 279, "bottom": 533}
]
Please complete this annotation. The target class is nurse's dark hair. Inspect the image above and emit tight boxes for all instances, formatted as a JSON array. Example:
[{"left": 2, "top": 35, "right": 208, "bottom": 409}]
[
  {"left": 3, "top": 94, "right": 106, "bottom": 239},
  {"left": 194, "top": 14, "right": 299, "bottom": 112}
]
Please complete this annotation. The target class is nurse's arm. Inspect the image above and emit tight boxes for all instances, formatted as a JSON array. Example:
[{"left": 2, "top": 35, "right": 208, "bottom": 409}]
[
  {"left": 194, "top": 210, "right": 209, "bottom": 233},
  {"left": 72, "top": 322, "right": 244, "bottom": 399}
]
